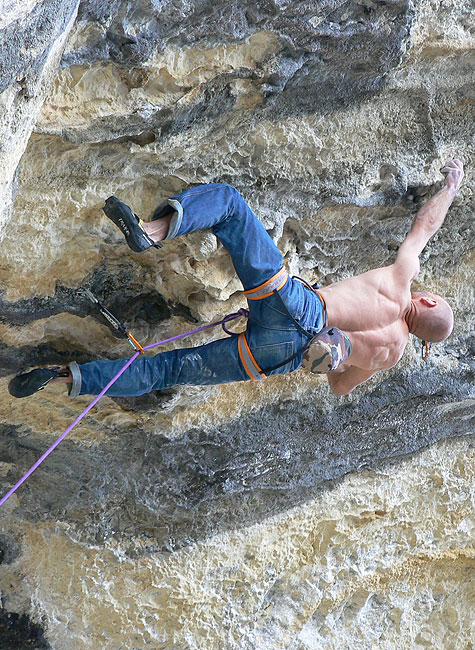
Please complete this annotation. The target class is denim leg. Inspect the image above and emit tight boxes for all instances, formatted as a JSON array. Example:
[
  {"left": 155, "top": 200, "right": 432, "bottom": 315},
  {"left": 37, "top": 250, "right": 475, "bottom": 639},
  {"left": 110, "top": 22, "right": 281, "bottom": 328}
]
[
  {"left": 154, "top": 183, "right": 283, "bottom": 290},
  {"left": 72, "top": 185, "right": 325, "bottom": 397},
  {"left": 73, "top": 282, "right": 326, "bottom": 396},
  {"left": 76, "top": 334, "right": 249, "bottom": 397}
]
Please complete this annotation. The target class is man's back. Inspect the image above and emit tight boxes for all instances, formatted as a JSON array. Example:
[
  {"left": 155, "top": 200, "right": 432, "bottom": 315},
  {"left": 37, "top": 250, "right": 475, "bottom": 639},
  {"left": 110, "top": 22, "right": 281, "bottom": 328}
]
[{"left": 320, "top": 264, "right": 411, "bottom": 371}]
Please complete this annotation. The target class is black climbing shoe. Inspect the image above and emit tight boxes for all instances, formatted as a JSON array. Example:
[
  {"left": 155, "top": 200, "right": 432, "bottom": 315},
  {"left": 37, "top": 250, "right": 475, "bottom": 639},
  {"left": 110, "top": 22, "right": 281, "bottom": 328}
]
[
  {"left": 102, "top": 196, "right": 161, "bottom": 252},
  {"left": 8, "top": 367, "right": 70, "bottom": 398}
]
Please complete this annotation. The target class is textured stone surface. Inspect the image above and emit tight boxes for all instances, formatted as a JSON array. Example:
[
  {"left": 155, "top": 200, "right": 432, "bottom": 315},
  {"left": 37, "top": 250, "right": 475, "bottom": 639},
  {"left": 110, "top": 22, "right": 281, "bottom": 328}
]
[
  {"left": 0, "top": 0, "right": 79, "bottom": 234},
  {"left": 0, "top": 1, "right": 474, "bottom": 648}
]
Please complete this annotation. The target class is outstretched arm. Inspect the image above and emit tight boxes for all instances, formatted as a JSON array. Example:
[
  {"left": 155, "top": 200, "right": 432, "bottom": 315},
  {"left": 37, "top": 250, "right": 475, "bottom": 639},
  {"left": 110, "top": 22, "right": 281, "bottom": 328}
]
[{"left": 394, "top": 159, "right": 464, "bottom": 280}]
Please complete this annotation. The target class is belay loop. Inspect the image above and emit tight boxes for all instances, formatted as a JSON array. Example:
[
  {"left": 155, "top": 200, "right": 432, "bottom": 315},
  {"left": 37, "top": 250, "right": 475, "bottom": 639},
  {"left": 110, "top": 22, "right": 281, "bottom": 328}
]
[{"left": 221, "top": 308, "right": 249, "bottom": 335}]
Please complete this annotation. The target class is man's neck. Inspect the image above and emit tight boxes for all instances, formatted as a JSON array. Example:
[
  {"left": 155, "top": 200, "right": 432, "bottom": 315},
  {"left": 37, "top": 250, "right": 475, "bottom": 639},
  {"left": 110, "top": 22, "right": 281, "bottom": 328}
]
[{"left": 404, "top": 299, "right": 417, "bottom": 333}]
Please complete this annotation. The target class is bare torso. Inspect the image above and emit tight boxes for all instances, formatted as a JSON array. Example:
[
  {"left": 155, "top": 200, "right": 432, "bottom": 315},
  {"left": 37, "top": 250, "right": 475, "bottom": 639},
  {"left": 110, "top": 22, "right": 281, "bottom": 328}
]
[
  {"left": 319, "top": 265, "right": 412, "bottom": 371},
  {"left": 309, "top": 158, "right": 463, "bottom": 394}
]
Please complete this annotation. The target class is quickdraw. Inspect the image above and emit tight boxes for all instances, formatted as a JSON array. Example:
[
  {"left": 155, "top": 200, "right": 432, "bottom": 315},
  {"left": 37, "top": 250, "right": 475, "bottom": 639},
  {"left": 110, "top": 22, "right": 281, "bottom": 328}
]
[{"left": 82, "top": 288, "right": 146, "bottom": 354}]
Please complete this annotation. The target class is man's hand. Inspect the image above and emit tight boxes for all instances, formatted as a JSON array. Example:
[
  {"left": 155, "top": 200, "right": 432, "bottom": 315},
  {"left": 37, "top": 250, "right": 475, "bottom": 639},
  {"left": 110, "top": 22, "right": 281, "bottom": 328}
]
[{"left": 441, "top": 158, "right": 464, "bottom": 194}]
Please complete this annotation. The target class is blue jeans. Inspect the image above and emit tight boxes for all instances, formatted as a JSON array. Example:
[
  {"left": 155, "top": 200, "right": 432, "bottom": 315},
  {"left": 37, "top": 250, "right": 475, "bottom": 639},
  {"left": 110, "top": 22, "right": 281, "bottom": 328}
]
[{"left": 72, "top": 184, "right": 325, "bottom": 397}]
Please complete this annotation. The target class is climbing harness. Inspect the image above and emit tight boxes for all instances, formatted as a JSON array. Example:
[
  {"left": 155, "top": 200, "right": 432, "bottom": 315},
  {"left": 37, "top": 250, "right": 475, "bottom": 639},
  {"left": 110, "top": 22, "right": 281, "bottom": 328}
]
[
  {"left": 239, "top": 271, "right": 351, "bottom": 378},
  {"left": 270, "top": 283, "right": 351, "bottom": 374},
  {"left": 237, "top": 272, "right": 328, "bottom": 380},
  {"left": 0, "top": 306, "right": 249, "bottom": 508}
]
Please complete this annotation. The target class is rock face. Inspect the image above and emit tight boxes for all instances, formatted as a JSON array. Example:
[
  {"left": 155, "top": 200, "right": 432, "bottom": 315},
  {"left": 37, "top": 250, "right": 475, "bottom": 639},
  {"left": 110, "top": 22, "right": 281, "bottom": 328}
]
[
  {"left": 0, "top": 0, "right": 80, "bottom": 235},
  {"left": 0, "top": 1, "right": 473, "bottom": 648}
]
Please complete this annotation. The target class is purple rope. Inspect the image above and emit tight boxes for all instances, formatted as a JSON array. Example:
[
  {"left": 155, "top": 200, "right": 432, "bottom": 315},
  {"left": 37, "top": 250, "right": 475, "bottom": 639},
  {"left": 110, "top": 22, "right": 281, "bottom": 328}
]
[{"left": 0, "top": 308, "right": 249, "bottom": 509}]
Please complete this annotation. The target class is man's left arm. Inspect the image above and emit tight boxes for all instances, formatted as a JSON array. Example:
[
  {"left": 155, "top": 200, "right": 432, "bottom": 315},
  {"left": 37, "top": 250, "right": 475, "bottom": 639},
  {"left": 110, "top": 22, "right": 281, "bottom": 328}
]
[{"left": 327, "top": 365, "right": 376, "bottom": 395}]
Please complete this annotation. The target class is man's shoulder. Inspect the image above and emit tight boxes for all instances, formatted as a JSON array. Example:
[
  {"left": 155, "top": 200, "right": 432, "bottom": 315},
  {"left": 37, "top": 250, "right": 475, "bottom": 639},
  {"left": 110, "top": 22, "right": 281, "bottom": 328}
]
[
  {"left": 374, "top": 262, "right": 413, "bottom": 286},
  {"left": 353, "top": 263, "right": 412, "bottom": 293},
  {"left": 373, "top": 264, "right": 413, "bottom": 309},
  {"left": 392, "top": 247, "right": 420, "bottom": 283}
]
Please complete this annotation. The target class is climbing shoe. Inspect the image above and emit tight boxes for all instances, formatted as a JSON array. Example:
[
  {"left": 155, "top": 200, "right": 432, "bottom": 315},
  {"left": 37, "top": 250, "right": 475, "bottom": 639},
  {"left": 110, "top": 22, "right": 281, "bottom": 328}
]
[
  {"left": 8, "top": 367, "right": 70, "bottom": 398},
  {"left": 102, "top": 196, "right": 161, "bottom": 252},
  {"left": 301, "top": 326, "right": 353, "bottom": 374}
]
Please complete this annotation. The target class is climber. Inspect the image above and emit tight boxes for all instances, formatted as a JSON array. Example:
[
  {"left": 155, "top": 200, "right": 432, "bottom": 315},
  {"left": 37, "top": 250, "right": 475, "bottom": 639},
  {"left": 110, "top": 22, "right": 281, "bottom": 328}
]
[{"left": 8, "top": 159, "right": 463, "bottom": 399}]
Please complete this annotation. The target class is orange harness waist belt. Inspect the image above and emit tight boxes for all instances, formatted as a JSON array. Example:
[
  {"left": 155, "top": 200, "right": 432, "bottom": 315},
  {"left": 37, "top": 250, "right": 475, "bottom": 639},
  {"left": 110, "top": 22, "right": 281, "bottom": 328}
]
[{"left": 244, "top": 268, "right": 289, "bottom": 300}]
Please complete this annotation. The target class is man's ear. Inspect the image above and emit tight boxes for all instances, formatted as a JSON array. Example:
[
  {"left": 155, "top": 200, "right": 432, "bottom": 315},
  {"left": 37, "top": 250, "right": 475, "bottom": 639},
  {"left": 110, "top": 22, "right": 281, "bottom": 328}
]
[{"left": 420, "top": 296, "right": 438, "bottom": 307}]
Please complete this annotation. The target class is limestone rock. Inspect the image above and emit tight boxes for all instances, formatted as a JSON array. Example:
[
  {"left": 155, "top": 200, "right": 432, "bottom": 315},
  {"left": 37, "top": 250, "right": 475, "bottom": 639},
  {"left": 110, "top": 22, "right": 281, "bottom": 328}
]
[{"left": 0, "top": 0, "right": 80, "bottom": 235}]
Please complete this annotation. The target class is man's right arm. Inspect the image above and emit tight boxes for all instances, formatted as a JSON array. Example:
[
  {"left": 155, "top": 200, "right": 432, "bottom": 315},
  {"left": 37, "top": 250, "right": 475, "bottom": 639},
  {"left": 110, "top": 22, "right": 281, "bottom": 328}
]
[{"left": 394, "top": 158, "right": 464, "bottom": 281}]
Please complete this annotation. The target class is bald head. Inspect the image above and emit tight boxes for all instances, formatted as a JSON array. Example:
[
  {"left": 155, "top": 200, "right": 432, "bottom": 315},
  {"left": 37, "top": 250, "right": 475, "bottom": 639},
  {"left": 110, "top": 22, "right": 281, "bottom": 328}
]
[{"left": 410, "top": 291, "right": 454, "bottom": 342}]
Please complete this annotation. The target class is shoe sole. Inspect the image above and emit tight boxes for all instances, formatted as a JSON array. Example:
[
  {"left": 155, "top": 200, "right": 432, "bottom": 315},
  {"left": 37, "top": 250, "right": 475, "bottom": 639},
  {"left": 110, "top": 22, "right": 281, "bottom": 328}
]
[{"left": 8, "top": 368, "right": 60, "bottom": 398}]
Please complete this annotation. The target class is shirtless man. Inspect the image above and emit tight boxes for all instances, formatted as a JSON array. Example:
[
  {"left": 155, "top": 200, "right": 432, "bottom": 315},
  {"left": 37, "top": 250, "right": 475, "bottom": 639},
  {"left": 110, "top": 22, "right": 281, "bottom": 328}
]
[
  {"left": 321, "top": 157, "right": 463, "bottom": 394},
  {"left": 8, "top": 159, "right": 463, "bottom": 400}
]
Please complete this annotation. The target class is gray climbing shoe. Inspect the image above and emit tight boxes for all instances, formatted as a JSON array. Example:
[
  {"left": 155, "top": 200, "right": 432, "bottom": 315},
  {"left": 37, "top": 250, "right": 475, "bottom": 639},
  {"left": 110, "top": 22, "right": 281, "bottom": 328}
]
[
  {"left": 102, "top": 196, "right": 161, "bottom": 252},
  {"left": 8, "top": 367, "right": 70, "bottom": 398}
]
